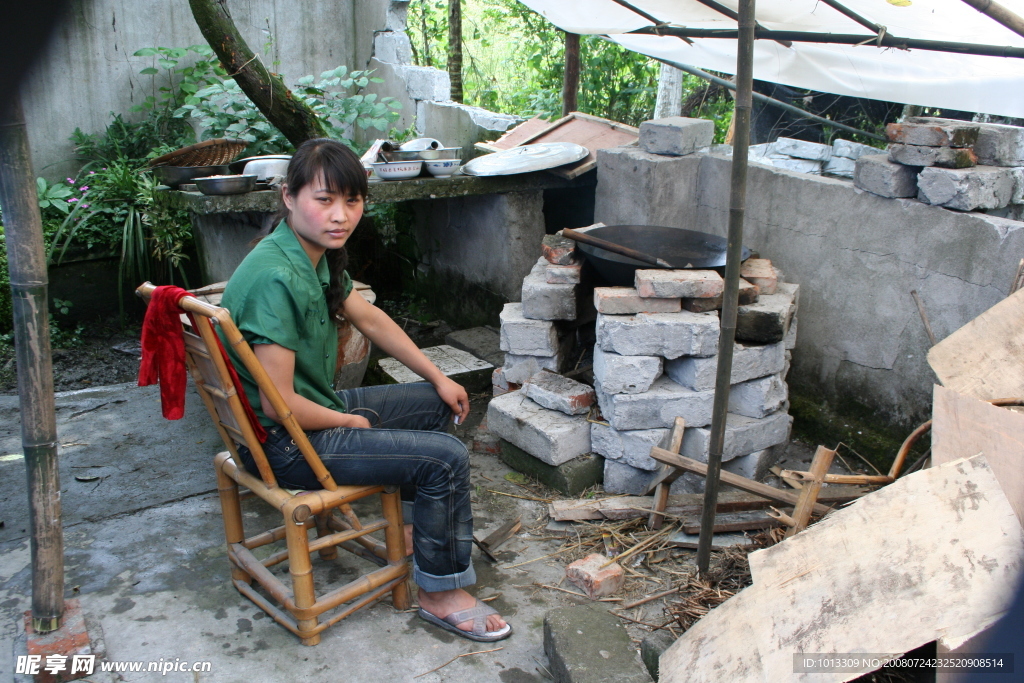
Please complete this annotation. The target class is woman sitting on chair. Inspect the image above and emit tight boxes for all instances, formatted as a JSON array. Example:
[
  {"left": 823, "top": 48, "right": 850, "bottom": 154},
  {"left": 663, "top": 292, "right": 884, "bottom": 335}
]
[{"left": 219, "top": 137, "right": 511, "bottom": 643}]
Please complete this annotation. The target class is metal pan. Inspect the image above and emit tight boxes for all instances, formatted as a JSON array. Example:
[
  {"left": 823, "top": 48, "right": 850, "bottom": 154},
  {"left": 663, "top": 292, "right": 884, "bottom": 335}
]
[{"left": 575, "top": 225, "right": 751, "bottom": 286}]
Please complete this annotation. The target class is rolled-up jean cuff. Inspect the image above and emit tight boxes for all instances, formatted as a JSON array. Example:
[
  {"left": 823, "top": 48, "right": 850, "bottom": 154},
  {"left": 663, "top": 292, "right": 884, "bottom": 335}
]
[
  {"left": 413, "top": 560, "right": 477, "bottom": 592},
  {"left": 402, "top": 500, "right": 415, "bottom": 524}
]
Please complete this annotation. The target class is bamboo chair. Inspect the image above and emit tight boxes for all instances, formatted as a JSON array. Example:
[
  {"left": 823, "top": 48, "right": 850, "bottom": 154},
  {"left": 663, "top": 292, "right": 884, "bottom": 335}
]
[{"left": 137, "top": 282, "right": 410, "bottom": 645}]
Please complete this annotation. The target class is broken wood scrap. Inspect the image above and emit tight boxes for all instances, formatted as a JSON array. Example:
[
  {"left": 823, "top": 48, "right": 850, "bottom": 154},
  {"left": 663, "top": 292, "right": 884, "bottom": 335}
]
[
  {"left": 784, "top": 445, "right": 835, "bottom": 537},
  {"left": 660, "top": 455, "right": 1024, "bottom": 683},
  {"left": 548, "top": 487, "right": 866, "bottom": 522},
  {"left": 679, "top": 511, "right": 781, "bottom": 535},
  {"left": 479, "top": 515, "right": 522, "bottom": 552},
  {"left": 648, "top": 447, "right": 833, "bottom": 516},
  {"left": 768, "top": 465, "right": 803, "bottom": 489},
  {"left": 778, "top": 469, "right": 892, "bottom": 486},
  {"left": 649, "top": 417, "right": 687, "bottom": 529}
]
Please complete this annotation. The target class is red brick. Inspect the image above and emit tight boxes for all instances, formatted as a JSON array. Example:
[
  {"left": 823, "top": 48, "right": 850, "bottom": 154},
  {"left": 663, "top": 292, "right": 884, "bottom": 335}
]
[
  {"left": 565, "top": 553, "right": 626, "bottom": 599},
  {"left": 636, "top": 269, "right": 723, "bottom": 299},
  {"left": 541, "top": 234, "right": 577, "bottom": 265},
  {"left": 24, "top": 599, "right": 93, "bottom": 683},
  {"left": 682, "top": 278, "right": 759, "bottom": 312},
  {"left": 740, "top": 259, "right": 777, "bottom": 295},
  {"left": 593, "top": 287, "right": 681, "bottom": 314}
]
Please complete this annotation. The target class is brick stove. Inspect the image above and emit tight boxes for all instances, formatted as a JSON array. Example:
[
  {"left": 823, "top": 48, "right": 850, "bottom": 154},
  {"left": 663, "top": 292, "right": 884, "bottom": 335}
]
[{"left": 487, "top": 228, "right": 799, "bottom": 495}]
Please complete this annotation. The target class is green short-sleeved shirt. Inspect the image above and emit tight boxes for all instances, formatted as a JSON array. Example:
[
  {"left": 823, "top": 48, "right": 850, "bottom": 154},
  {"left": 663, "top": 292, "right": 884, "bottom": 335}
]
[{"left": 219, "top": 220, "right": 353, "bottom": 427}]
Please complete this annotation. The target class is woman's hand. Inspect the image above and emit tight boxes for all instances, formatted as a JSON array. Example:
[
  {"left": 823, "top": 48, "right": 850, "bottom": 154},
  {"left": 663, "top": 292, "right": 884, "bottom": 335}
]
[
  {"left": 337, "top": 413, "right": 372, "bottom": 429},
  {"left": 433, "top": 376, "right": 470, "bottom": 423}
]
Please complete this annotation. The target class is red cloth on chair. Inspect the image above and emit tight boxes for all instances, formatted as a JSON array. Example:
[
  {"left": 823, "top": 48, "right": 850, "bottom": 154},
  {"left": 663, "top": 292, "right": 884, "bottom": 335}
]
[{"left": 138, "top": 286, "right": 192, "bottom": 419}]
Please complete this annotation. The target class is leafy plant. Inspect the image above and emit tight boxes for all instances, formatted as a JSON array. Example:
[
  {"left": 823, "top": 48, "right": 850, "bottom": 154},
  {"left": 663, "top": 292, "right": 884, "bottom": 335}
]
[
  {"left": 295, "top": 66, "right": 402, "bottom": 139},
  {"left": 37, "top": 177, "right": 74, "bottom": 214}
]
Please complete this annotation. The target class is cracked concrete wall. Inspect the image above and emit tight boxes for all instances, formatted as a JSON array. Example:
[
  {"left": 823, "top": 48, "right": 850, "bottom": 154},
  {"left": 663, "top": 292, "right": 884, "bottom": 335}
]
[
  {"left": 24, "top": 0, "right": 387, "bottom": 180},
  {"left": 595, "top": 147, "right": 1024, "bottom": 426}
]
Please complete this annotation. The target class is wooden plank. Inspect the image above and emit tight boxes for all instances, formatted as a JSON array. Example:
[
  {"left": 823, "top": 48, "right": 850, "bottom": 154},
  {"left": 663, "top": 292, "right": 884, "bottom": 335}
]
[
  {"left": 648, "top": 417, "right": 686, "bottom": 529},
  {"left": 660, "top": 455, "right": 1024, "bottom": 683},
  {"left": 680, "top": 511, "right": 780, "bottom": 535},
  {"left": 667, "top": 531, "right": 755, "bottom": 551},
  {"left": 932, "top": 384, "right": 1024, "bottom": 527},
  {"left": 927, "top": 288, "right": 1024, "bottom": 400},
  {"left": 477, "top": 117, "right": 551, "bottom": 152},
  {"left": 785, "top": 446, "right": 835, "bottom": 537},
  {"left": 479, "top": 516, "right": 522, "bottom": 551},
  {"left": 649, "top": 447, "right": 832, "bottom": 516},
  {"left": 547, "top": 487, "right": 867, "bottom": 521}
]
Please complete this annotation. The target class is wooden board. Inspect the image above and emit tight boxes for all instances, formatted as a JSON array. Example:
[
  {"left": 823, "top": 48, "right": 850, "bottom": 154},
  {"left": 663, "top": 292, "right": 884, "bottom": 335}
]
[
  {"left": 476, "top": 112, "right": 639, "bottom": 180},
  {"left": 932, "top": 384, "right": 1024, "bottom": 528},
  {"left": 660, "top": 455, "right": 1024, "bottom": 683},
  {"left": 679, "top": 511, "right": 780, "bottom": 534},
  {"left": 927, "top": 288, "right": 1024, "bottom": 400}
]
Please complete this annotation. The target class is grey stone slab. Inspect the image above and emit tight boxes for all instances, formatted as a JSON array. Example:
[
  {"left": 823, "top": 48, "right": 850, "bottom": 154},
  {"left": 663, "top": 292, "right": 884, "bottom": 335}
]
[
  {"left": 503, "top": 352, "right": 561, "bottom": 384},
  {"left": 594, "top": 286, "right": 681, "bottom": 315},
  {"left": 889, "top": 143, "right": 977, "bottom": 168},
  {"left": 722, "top": 447, "right": 779, "bottom": 481},
  {"left": 639, "top": 116, "right": 714, "bottom": 156},
  {"left": 445, "top": 325, "right": 503, "bottom": 367},
  {"left": 772, "top": 157, "right": 824, "bottom": 174},
  {"left": 544, "top": 604, "right": 650, "bottom": 683},
  {"left": 523, "top": 370, "right": 595, "bottom": 416},
  {"left": 378, "top": 345, "right": 492, "bottom": 389},
  {"left": 736, "top": 287, "right": 798, "bottom": 344},
  {"left": 596, "top": 376, "right": 715, "bottom": 430},
  {"left": 833, "top": 139, "right": 882, "bottom": 160},
  {"left": 773, "top": 137, "right": 832, "bottom": 161},
  {"left": 908, "top": 116, "right": 1024, "bottom": 166},
  {"left": 522, "top": 258, "right": 577, "bottom": 321},
  {"left": 603, "top": 459, "right": 654, "bottom": 495},
  {"left": 854, "top": 154, "right": 920, "bottom": 198},
  {"left": 823, "top": 155, "right": 856, "bottom": 177},
  {"left": 591, "top": 422, "right": 670, "bottom": 471},
  {"left": 728, "top": 374, "right": 788, "bottom": 419},
  {"left": 499, "top": 440, "right": 604, "bottom": 496},
  {"left": 596, "top": 310, "right": 720, "bottom": 359},
  {"left": 487, "top": 391, "right": 591, "bottom": 466},
  {"left": 499, "top": 302, "right": 559, "bottom": 356},
  {"left": 917, "top": 165, "right": 1015, "bottom": 211},
  {"left": 592, "top": 346, "right": 663, "bottom": 395},
  {"left": 664, "top": 341, "right": 785, "bottom": 391},
  {"left": 680, "top": 411, "right": 794, "bottom": 462}
]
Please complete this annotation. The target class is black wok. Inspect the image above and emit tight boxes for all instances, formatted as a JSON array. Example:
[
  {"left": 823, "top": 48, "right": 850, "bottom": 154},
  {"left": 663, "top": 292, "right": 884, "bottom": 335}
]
[{"left": 575, "top": 225, "right": 751, "bottom": 287}]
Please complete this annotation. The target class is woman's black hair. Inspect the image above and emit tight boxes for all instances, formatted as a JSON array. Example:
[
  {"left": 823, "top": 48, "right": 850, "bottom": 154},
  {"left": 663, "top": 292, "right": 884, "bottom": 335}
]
[{"left": 274, "top": 138, "right": 368, "bottom": 323}]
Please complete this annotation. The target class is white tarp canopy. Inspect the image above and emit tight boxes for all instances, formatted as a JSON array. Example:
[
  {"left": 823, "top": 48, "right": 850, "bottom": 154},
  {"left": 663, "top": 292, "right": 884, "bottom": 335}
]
[{"left": 519, "top": 0, "right": 1024, "bottom": 118}]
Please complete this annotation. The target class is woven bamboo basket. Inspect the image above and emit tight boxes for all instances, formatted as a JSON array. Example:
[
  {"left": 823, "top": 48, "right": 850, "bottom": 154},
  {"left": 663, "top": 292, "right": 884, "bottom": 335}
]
[{"left": 148, "top": 138, "right": 247, "bottom": 168}]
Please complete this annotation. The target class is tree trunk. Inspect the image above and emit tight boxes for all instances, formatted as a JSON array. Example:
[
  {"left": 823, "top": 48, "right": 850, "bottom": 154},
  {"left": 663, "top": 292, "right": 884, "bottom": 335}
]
[
  {"left": 448, "top": 0, "right": 463, "bottom": 103},
  {"left": 562, "top": 32, "right": 580, "bottom": 117},
  {"left": 188, "top": 0, "right": 326, "bottom": 146}
]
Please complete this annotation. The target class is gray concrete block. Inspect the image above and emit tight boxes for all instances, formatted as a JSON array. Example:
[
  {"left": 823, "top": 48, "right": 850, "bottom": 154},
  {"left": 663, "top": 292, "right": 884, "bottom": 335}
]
[
  {"left": 487, "top": 391, "right": 591, "bottom": 466},
  {"left": 887, "top": 120, "right": 979, "bottom": 147},
  {"left": 590, "top": 422, "right": 670, "bottom": 471},
  {"left": 917, "top": 165, "right": 1015, "bottom": 211},
  {"left": 833, "top": 139, "right": 881, "bottom": 160},
  {"left": 823, "top": 155, "right": 856, "bottom": 177},
  {"left": 592, "top": 346, "right": 663, "bottom": 395},
  {"left": 736, "top": 286, "right": 797, "bottom": 343},
  {"left": 603, "top": 459, "right": 654, "bottom": 495},
  {"left": 596, "top": 310, "right": 720, "bottom": 359},
  {"left": 722, "top": 447, "right": 779, "bottom": 481},
  {"left": 639, "top": 116, "right": 714, "bottom": 156},
  {"left": 546, "top": 262, "right": 581, "bottom": 284},
  {"left": 772, "top": 158, "right": 823, "bottom": 174},
  {"left": 854, "top": 154, "right": 920, "bottom": 198},
  {"left": 372, "top": 31, "right": 412, "bottom": 65},
  {"left": 1012, "top": 168, "right": 1024, "bottom": 204},
  {"left": 445, "top": 326, "right": 503, "bottom": 367},
  {"left": 594, "top": 286, "right": 681, "bottom": 314},
  {"left": 889, "top": 143, "right": 977, "bottom": 168},
  {"left": 680, "top": 411, "right": 793, "bottom": 462},
  {"left": 524, "top": 370, "right": 596, "bottom": 416},
  {"left": 544, "top": 604, "right": 651, "bottom": 683},
  {"left": 522, "top": 258, "right": 577, "bottom": 321},
  {"left": 499, "top": 302, "right": 559, "bottom": 355},
  {"left": 635, "top": 269, "right": 723, "bottom": 298},
  {"left": 499, "top": 440, "right": 604, "bottom": 496},
  {"left": 641, "top": 631, "right": 676, "bottom": 683},
  {"left": 664, "top": 341, "right": 786, "bottom": 391},
  {"left": 728, "top": 374, "right": 788, "bottom": 418},
  {"left": 783, "top": 349, "right": 792, "bottom": 379},
  {"left": 774, "top": 137, "right": 832, "bottom": 161},
  {"left": 596, "top": 375, "right": 715, "bottom": 430},
  {"left": 395, "top": 64, "right": 449, "bottom": 101},
  {"left": 908, "top": 116, "right": 1024, "bottom": 166},
  {"left": 783, "top": 314, "right": 798, "bottom": 350},
  {"left": 504, "top": 352, "right": 561, "bottom": 384}
]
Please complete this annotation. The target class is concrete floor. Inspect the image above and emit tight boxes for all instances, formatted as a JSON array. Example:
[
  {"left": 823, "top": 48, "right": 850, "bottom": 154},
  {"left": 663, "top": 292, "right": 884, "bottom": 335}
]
[{"left": 0, "top": 383, "right": 593, "bottom": 683}]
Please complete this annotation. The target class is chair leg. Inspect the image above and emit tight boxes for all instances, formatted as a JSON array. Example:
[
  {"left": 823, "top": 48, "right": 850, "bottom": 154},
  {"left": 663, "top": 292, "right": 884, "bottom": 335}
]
[
  {"left": 381, "top": 488, "right": 411, "bottom": 610},
  {"left": 314, "top": 513, "right": 339, "bottom": 561},
  {"left": 285, "top": 516, "right": 320, "bottom": 645},
  {"left": 215, "top": 461, "right": 251, "bottom": 585}
]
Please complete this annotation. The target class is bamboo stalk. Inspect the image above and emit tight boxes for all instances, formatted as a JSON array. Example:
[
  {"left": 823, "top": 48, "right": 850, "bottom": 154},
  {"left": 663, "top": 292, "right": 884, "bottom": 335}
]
[
  {"left": 779, "top": 469, "right": 893, "bottom": 486},
  {"left": 960, "top": 0, "right": 1024, "bottom": 40},
  {"left": 620, "top": 587, "right": 681, "bottom": 610},
  {"left": 786, "top": 446, "right": 836, "bottom": 537}
]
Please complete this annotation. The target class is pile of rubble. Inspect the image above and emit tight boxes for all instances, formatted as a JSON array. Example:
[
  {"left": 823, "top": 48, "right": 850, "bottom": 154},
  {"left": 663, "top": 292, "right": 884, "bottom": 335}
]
[
  {"left": 854, "top": 117, "right": 1024, "bottom": 214},
  {"left": 487, "top": 230, "right": 800, "bottom": 496},
  {"left": 746, "top": 136, "right": 879, "bottom": 178}
]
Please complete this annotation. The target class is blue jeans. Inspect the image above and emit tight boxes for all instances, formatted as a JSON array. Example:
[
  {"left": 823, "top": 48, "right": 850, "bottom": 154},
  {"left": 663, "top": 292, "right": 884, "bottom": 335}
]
[{"left": 239, "top": 382, "right": 475, "bottom": 592}]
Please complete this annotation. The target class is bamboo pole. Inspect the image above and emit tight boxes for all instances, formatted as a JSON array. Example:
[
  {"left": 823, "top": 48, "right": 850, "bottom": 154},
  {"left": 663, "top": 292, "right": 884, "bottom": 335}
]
[
  {"left": 960, "top": 0, "right": 1024, "bottom": 41},
  {"left": 785, "top": 446, "right": 836, "bottom": 537},
  {"left": 696, "top": 0, "right": 756, "bottom": 577},
  {"left": 562, "top": 32, "right": 580, "bottom": 117},
  {"left": 0, "top": 94, "right": 64, "bottom": 632}
]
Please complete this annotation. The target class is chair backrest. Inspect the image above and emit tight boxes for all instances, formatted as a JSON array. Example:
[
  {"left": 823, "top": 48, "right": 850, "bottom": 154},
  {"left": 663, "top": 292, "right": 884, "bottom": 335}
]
[{"left": 136, "top": 282, "right": 340, "bottom": 492}]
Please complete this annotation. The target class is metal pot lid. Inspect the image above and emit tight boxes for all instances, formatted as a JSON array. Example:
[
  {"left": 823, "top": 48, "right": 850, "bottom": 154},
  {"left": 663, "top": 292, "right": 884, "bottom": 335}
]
[{"left": 462, "top": 142, "right": 588, "bottom": 177}]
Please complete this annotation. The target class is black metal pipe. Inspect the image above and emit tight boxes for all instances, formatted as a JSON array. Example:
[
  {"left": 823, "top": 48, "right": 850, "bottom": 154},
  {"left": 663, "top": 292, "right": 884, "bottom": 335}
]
[
  {"left": 696, "top": 0, "right": 756, "bottom": 576},
  {"left": 0, "top": 94, "right": 64, "bottom": 632},
  {"left": 626, "top": 25, "right": 1024, "bottom": 59},
  {"left": 655, "top": 57, "right": 888, "bottom": 142}
]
